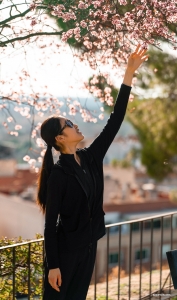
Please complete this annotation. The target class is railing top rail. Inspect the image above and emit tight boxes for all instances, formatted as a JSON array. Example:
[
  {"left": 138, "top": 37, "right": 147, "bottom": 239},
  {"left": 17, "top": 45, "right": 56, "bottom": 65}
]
[
  {"left": 105, "top": 210, "right": 177, "bottom": 228},
  {"left": 0, "top": 237, "right": 44, "bottom": 250},
  {"left": 1, "top": 211, "right": 177, "bottom": 249}
]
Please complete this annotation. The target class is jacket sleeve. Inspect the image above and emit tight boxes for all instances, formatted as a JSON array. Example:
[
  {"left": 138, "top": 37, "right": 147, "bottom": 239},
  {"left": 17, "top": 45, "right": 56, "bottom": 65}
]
[
  {"left": 87, "top": 84, "right": 131, "bottom": 162},
  {"left": 44, "top": 169, "right": 64, "bottom": 270}
]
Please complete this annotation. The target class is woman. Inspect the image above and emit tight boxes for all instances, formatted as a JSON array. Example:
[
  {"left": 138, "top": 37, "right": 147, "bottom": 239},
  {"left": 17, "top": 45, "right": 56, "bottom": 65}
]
[{"left": 37, "top": 45, "right": 148, "bottom": 300}]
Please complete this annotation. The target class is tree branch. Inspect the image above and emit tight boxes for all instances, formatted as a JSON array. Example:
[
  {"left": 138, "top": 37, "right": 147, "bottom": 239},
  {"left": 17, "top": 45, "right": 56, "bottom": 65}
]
[
  {"left": 0, "top": 5, "right": 48, "bottom": 26},
  {"left": 0, "top": 31, "right": 63, "bottom": 46},
  {"left": 0, "top": 8, "right": 31, "bottom": 26}
]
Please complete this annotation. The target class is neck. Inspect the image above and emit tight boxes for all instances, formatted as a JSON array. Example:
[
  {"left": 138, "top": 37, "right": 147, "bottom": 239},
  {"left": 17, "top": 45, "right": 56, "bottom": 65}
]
[{"left": 60, "top": 144, "right": 78, "bottom": 160}]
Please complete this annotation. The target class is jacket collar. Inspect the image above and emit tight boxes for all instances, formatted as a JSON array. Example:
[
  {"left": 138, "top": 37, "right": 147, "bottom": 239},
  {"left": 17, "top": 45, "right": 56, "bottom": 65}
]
[
  {"left": 55, "top": 148, "right": 94, "bottom": 175},
  {"left": 56, "top": 150, "right": 83, "bottom": 174}
]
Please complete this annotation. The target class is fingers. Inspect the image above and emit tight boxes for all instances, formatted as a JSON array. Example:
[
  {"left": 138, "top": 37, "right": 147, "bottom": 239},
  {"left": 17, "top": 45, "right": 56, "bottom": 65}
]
[
  {"left": 57, "top": 272, "right": 62, "bottom": 287},
  {"left": 139, "top": 48, "right": 148, "bottom": 57},
  {"left": 141, "top": 54, "right": 149, "bottom": 61},
  {"left": 135, "top": 44, "right": 141, "bottom": 53},
  {"left": 48, "top": 268, "right": 62, "bottom": 292},
  {"left": 134, "top": 44, "right": 148, "bottom": 57},
  {"left": 49, "top": 278, "right": 60, "bottom": 292}
]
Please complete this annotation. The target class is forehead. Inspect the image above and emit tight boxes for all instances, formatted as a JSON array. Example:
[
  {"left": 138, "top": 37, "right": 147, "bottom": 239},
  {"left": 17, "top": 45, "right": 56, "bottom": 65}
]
[{"left": 59, "top": 116, "right": 66, "bottom": 127}]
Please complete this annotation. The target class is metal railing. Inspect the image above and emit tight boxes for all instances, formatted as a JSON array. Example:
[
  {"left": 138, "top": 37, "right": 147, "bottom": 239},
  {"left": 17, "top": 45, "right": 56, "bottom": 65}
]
[
  {"left": 0, "top": 238, "right": 44, "bottom": 299},
  {"left": 0, "top": 211, "right": 177, "bottom": 299},
  {"left": 96, "top": 211, "right": 177, "bottom": 300}
]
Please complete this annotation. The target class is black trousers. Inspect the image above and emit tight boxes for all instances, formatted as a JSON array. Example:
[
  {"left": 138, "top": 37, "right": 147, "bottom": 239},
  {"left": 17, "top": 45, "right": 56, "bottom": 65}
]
[{"left": 43, "top": 241, "right": 97, "bottom": 300}]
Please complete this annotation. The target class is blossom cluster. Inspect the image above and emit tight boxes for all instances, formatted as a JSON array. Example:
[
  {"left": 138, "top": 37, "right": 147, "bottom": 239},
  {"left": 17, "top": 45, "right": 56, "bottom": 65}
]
[
  {"left": 86, "top": 74, "right": 115, "bottom": 108},
  {"left": 1, "top": 0, "right": 177, "bottom": 172},
  {"left": 49, "top": 0, "right": 177, "bottom": 69}
]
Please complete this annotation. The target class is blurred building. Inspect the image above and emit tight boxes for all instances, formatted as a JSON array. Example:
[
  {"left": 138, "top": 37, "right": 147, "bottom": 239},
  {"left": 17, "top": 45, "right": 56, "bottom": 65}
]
[
  {"left": 1, "top": 142, "right": 177, "bottom": 280},
  {"left": 0, "top": 160, "right": 37, "bottom": 200}
]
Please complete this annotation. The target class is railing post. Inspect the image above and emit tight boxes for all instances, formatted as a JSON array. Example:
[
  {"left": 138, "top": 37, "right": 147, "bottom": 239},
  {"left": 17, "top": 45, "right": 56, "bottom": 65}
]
[
  {"left": 169, "top": 214, "right": 173, "bottom": 293},
  {"left": 149, "top": 218, "right": 153, "bottom": 296},
  {"left": 159, "top": 216, "right": 164, "bottom": 292},
  {"left": 12, "top": 247, "right": 16, "bottom": 300},
  {"left": 106, "top": 227, "right": 110, "bottom": 300},
  {"left": 42, "top": 239, "right": 45, "bottom": 297},
  {"left": 129, "top": 223, "right": 132, "bottom": 300},
  {"left": 94, "top": 251, "right": 97, "bottom": 300},
  {"left": 28, "top": 243, "right": 31, "bottom": 300},
  {"left": 139, "top": 221, "right": 143, "bottom": 299},
  {"left": 118, "top": 224, "right": 121, "bottom": 300}
]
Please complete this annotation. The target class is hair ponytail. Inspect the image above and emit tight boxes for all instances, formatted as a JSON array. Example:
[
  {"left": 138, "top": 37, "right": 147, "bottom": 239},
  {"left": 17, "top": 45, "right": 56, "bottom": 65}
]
[
  {"left": 36, "top": 116, "right": 62, "bottom": 214},
  {"left": 37, "top": 147, "right": 54, "bottom": 213}
]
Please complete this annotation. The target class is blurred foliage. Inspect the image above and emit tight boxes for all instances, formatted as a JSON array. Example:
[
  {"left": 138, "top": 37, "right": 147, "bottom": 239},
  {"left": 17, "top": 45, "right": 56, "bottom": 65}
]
[
  {"left": 169, "top": 190, "right": 177, "bottom": 204},
  {"left": 128, "top": 49, "right": 177, "bottom": 181},
  {"left": 111, "top": 149, "right": 137, "bottom": 169},
  {"left": 111, "top": 158, "right": 132, "bottom": 168},
  {"left": 97, "top": 49, "right": 177, "bottom": 181},
  {"left": 0, "top": 234, "right": 43, "bottom": 299}
]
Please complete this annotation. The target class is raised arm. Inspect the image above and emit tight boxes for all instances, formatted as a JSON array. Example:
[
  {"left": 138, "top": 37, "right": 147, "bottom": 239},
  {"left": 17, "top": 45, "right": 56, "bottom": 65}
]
[{"left": 88, "top": 45, "right": 148, "bottom": 162}]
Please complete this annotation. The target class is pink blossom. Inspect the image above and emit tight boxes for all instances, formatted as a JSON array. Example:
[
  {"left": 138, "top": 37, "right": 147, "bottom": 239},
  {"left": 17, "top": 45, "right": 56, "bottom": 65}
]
[
  {"left": 23, "top": 155, "right": 30, "bottom": 162},
  {"left": 119, "top": 0, "right": 127, "bottom": 5},
  {"left": 30, "top": 19, "right": 37, "bottom": 26},
  {"left": 38, "top": 157, "right": 43, "bottom": 163},
  {"left": 104, "top": 87, "right": 111, "bottom": 94},
  {"left": 35, "top": 168, "right": 39, "bottom": 173},
  {"left": 15, "top": 125, "right": 22, "bottom": 130},
  {"left": 29, "top": 159, "right": 36, "bottom": 165},
  {"left": 7, "top": 117, "right": 13, "bottom": 122},
  {"left": 29, "top": 3, "right": 37, "bottom": 10},
  {"left": 78, "top": 1, "right": 88, "bottom": 9},
  {"left": 10, "top": 131, "right": 18, "bottom": 136},
  {"left": 36, "top": 138, "right": 45, "bottom": 148},
  {"left": 41, "top": 149, "right": 46, "bottom": 157},
  {"left": 99, "top": 113, "right": 104, "bottom": 120},
  {"left": 80, "top": 21, "right": 87, "bottom": 28},
  {"left": 129, "top": 94, "right": 134, "bottom": 102},
  {"left": 83, "top": 40, "right": 92, "bottom": 49}
]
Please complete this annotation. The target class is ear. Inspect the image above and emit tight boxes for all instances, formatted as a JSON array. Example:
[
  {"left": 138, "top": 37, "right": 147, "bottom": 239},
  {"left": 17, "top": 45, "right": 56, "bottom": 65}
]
[{"left": 55, "top": 135, "right": 65, "bottom": 143}]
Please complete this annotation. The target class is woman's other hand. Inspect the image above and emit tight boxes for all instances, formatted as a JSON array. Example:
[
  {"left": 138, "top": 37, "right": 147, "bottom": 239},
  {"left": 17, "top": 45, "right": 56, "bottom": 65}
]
[
  {"left": 123, "top": 44, "right": 149, "bottom": 87},
  {"left": 48, "top": 268, "right": 62, "bottom": 292}
]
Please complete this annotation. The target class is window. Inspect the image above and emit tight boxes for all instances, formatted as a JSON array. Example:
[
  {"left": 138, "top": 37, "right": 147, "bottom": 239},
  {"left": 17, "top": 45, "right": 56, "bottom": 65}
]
[
  {"left": 109, "top": 252, "right": 123, "bottom": 265},
  {"left": 153, "top": 219, "right": 161, "bottom": 229},
  {"left": 132, "top": 222, "right": 140, "bottom": 231},
  {"left": 135, "top": 248, "right": 149, "bottom": 261},
  {"left": 163, "top": 218, "right": 171, "bottom": 229},
  {"left": 144, "top": 221, "right": 151, "bottom": 230}
]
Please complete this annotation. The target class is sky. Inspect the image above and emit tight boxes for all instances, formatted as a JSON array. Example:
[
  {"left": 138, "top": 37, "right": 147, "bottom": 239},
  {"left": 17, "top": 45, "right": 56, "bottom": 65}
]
[
  {"left": 0, "top": 3, "right": 125, "bottom": 99},
  {"left": 1, "top": 0, "right": 177, "bottom": 101}
]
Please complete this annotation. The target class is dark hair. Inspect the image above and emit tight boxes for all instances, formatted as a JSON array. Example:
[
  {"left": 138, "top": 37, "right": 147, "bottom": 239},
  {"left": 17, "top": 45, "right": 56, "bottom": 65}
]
[{"left": 37, "top": 116, "right": 62, "bottom": 214}]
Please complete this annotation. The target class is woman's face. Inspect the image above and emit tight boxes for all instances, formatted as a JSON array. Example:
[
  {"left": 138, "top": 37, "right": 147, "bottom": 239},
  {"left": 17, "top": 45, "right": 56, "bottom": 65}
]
[{"left": 55, "top": 117, "right": 84, "bottom": 145}]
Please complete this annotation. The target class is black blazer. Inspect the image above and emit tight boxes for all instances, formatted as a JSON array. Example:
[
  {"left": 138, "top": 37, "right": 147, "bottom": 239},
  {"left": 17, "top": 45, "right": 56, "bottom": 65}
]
[{"left": 44, "top": 84, "right": 131, "bottom": 269}]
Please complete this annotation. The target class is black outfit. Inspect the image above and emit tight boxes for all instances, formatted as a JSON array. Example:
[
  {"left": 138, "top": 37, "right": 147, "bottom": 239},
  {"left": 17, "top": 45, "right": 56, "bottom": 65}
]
[{"left": 43, "top": 84, "right": 131, "bottom": 299}]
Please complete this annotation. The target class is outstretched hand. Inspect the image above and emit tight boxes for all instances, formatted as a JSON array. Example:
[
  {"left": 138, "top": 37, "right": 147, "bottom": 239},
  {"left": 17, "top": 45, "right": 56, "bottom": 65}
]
[
  {"left": 123, "top": 44, "right": 149, "bottom": 86},
  {"left": 127, "top": 44, "right": 149, "bottom": 73}
]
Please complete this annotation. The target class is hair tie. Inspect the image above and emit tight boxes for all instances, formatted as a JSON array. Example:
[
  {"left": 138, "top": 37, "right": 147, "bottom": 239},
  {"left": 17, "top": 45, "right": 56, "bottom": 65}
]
[{"left": 47, "top": 144, "right": 52, "bottom": 150}]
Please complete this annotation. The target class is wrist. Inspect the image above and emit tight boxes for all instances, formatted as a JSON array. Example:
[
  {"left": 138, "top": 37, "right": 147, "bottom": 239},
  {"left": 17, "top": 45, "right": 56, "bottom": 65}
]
[
  {"left": 125, "top": 68, "right": 135, "bottom": 75},
  {"left": 123, "top": 69, "right": 134, "bottom": 87}
]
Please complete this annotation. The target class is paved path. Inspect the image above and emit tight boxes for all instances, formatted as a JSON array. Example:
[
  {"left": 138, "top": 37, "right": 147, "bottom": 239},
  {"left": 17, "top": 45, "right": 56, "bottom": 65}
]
[{"left": 87, "top": 269, "right": 175, "bottom": 300}]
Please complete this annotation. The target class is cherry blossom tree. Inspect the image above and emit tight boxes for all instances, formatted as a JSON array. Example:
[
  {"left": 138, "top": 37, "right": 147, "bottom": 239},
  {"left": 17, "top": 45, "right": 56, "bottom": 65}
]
[{"left": 1, "top": 0, "right": 177, "bottom": 170}]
